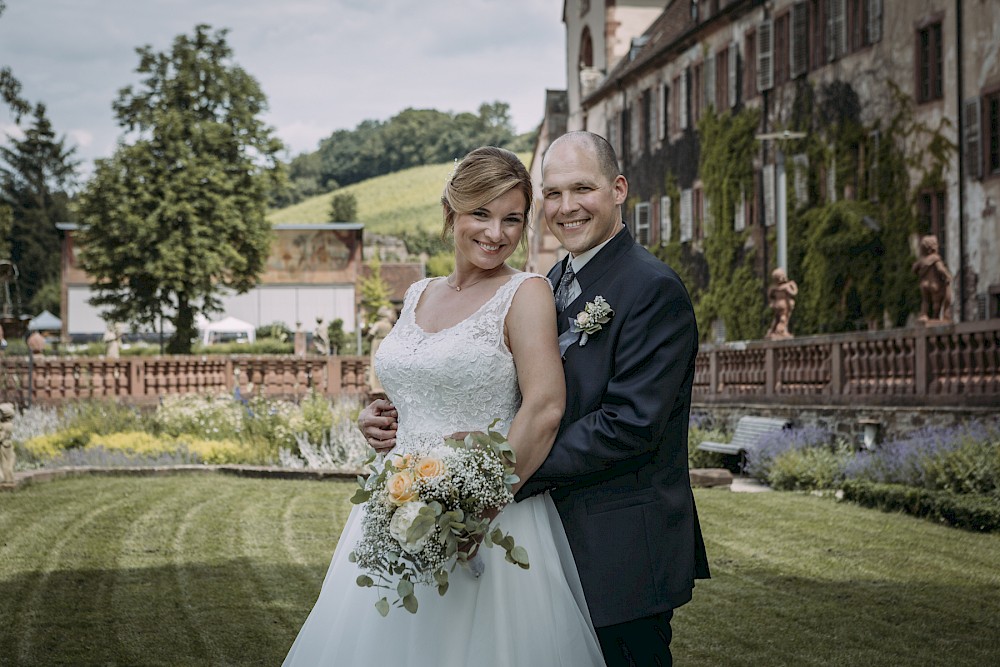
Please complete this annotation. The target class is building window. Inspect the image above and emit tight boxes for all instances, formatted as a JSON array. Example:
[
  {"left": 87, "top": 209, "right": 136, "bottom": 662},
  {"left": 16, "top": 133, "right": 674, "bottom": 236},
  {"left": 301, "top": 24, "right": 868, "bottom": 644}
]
[
  {"left": 672, "top": 75, "right": 682, "bottom": 135},
  {"left": 693, "top": 186, "right": 705, "bottom": 241},
  {"left": 774, "top": 12, "right": 790, "bottom": 86},
  {"left": 917, "top": 21, "right": 943, "bottom": 103},
  {"left": 621, "top": 107, "right": 631, "bottom": 164},
  {"left": 827, "top": 0, "right": 847, "bottom": 61},
  {"left": 809, "top": 0, "right": 827, "bottom": 71},
  {"left": 745, "top": 29, "right": 757, "bottom": 100},
  {"left": 918, "top": 189, "right": 947, "bottom": 260},
  {"left": 634, "top": 202, "right": 651, "bottom": 245},
  {"left": 790, "top": 2, "right": 809, "bottom": 78},
  {"left": 986, "top": 91, "right": 1000, "bottom": 176},
  {"left": 715, "top": 47, "right": 729, "bottom": 109}
]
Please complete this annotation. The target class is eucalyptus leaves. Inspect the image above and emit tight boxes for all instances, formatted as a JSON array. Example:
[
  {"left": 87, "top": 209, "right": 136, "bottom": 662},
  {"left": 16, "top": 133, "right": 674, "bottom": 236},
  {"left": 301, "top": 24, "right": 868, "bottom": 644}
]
[{"left": 349, "top": 421, "right": 529, "bottom": 616}]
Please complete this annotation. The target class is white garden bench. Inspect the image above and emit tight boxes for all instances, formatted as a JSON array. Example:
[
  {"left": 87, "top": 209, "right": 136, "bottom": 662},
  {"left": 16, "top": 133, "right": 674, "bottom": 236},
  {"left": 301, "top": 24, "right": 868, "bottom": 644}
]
[{"left": 697, "top": 416, "right": 792, "bottom": 462}]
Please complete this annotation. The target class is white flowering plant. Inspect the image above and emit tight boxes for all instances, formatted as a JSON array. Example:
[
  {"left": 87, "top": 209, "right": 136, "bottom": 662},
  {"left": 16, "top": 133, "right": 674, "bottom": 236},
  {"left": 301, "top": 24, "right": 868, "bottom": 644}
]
[
  {"left": 348, "top": 420, "right": 529, "bottom": 616},
  {"left": 569, "top": 295, "right": 614, "bottom": 346}
]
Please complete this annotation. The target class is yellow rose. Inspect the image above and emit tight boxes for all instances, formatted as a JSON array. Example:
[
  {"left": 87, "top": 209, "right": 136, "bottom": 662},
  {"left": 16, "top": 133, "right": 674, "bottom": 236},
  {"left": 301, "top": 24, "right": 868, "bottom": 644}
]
[
  {"left": 415, "top": 456, "right": 446, "bottom": 478},
  {"left": 390, "top": 453, "right": 412, "bottom": 470},
  {"left": 386, "top": 470, "right": 416, "bottom": 505},
  {"left": 575, "top": 311, "right": 591, "bottom": 326}
]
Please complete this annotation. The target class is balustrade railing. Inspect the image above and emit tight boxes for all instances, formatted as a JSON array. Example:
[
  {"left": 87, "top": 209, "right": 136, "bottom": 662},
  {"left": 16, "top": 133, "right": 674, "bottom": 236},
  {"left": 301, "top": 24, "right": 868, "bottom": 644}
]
[
  {"left": 694, "top": 320, "right": 1000, "bottom": 407},
  {"left": 3, "top": 321, "right": 998, "bottom": 408},
  {"left": 0, "top": 355, "right": 372, "bottom": 405}
]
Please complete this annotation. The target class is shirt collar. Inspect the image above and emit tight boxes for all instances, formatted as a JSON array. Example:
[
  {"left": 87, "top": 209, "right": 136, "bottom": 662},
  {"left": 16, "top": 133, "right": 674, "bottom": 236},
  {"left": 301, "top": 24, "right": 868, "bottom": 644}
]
[{"left": 567, "top": 224, "right": 624, "bottom": 274}]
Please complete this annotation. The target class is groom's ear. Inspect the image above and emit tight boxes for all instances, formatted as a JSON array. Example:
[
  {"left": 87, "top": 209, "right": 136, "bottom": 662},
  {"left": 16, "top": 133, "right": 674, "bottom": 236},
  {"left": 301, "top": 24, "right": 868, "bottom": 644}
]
[{"left": 612, "top": 175, "right": 628, "bottom": 205}]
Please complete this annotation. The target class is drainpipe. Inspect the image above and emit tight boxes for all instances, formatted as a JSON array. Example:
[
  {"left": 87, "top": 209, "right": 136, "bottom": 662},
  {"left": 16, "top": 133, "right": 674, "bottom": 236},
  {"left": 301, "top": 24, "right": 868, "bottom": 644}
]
[{"left": 955, "top": 0, "right": 966, "bottom": 321}]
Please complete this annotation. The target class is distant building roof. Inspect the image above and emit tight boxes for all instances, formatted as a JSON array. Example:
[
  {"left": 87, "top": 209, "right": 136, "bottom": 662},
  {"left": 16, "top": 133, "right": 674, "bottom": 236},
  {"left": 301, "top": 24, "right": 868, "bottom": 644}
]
[{"left": 28, "top": 309, "right": 62, "bottom": 331}]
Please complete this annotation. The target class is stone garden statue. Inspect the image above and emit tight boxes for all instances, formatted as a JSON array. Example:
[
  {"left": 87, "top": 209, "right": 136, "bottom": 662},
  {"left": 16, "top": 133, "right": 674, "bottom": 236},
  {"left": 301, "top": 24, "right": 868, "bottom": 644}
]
[
  {"left": 103, "top": 322, "right": 124, "bottom": 358},
  {"left": 766, "top": 268, "right": 798, "bottom": 340},
  {"left": 912, "top": 235, "right": 953, "bottom": 324},
  {"left": 313, "top": 316, "right": 330, "bottom": 355},
  {"left": 0, "top": 402, "right": 15, "bottom": 486},
  {"left": 367, "top": 305, "right": 397, "bottom": 396}
]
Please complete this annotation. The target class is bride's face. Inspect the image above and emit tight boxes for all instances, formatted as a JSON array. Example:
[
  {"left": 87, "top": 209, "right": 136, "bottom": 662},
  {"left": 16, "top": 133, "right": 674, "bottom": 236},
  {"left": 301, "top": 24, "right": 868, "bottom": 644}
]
[{"left": 453, "top": 188, "right": 526, "bottom": 270}]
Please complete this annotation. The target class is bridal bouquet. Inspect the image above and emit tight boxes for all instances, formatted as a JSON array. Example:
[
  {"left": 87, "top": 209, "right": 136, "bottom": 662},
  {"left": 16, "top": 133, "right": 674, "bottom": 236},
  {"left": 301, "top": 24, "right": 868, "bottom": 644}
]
[{"left": 348, "top": 421, "right": 529, "bottom": 616}]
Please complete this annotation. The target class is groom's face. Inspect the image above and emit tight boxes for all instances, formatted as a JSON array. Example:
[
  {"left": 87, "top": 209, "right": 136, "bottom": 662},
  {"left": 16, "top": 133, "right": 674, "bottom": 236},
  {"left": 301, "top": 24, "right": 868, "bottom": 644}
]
[{"left": 541, "top": 139, "right": 627, "bottom": 256}]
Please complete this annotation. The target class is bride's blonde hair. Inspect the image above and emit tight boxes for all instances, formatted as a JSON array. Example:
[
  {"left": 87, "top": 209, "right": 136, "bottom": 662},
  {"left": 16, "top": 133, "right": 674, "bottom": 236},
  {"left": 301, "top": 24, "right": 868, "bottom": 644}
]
[{"left": 441, "top": 147, "right": 532, "bottom": 246}]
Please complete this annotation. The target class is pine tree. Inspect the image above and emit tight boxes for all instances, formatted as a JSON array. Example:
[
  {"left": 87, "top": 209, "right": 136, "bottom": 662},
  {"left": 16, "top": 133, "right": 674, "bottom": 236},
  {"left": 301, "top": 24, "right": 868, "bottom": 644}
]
[{"left": 0, "top": 103, "right": 77, "bottom": 314}]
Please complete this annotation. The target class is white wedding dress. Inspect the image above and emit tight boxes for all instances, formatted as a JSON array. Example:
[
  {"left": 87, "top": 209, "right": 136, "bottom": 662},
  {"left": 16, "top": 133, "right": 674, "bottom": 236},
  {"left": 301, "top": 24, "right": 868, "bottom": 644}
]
[{"left": 283, "top": 273, "right": 605, "bottom": 666}]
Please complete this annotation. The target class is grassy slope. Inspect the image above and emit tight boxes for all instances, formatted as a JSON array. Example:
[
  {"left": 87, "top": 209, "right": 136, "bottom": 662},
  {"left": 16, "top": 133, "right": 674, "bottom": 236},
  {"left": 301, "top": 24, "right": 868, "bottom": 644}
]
[
  {"left": 2, "top": 476, "right": 998, "bottom": 665},
  {"left": 267, "top": 153, "right": 533, "bottom": 237}
]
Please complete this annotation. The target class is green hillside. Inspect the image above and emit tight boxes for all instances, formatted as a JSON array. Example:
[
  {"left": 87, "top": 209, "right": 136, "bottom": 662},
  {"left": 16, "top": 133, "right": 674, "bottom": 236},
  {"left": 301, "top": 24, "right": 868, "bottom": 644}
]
[{"left": 268, "top": 153, "right": 532, "bottom": 236}]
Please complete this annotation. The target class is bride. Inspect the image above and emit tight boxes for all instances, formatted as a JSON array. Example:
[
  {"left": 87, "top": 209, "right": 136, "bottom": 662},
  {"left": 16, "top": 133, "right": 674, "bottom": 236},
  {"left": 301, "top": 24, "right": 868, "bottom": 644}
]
[{"left": 282, "top": 147, "right": 606, "bottom": 666}]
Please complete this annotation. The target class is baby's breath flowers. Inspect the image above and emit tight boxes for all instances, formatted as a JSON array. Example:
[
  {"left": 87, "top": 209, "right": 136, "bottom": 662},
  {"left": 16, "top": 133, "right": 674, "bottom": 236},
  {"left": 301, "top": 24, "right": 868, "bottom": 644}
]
[{"left": 349, "top": 421, "right": 529, "bottom": 616}]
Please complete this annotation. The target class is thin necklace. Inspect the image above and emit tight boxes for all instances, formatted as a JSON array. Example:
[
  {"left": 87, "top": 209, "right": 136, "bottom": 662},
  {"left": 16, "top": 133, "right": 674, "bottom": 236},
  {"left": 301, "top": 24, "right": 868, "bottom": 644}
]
[
  {"left": 445, "top": 275, "right": 486, "bottom": 292},
  {"left": 445, "top": 268, "right": 503, "bottom": 292}
]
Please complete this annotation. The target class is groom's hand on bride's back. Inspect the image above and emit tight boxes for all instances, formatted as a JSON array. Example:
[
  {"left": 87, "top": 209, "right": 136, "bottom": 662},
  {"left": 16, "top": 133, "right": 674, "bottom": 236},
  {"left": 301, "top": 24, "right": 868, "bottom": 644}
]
[{"left": 358, "top": 399, "right": 398, "bottom": 454}]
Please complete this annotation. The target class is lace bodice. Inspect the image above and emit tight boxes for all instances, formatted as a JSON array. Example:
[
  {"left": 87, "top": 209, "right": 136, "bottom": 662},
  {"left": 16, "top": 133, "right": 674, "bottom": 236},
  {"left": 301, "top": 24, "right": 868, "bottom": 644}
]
[{"left": 373, "top": 273, "right": 546, "bottom": 453}]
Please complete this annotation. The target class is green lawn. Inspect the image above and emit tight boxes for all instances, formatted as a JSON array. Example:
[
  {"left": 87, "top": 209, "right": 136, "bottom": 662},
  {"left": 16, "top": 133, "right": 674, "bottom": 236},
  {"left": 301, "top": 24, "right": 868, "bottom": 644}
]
[{"left": 1, "top": 476, "right": 998, "bottom": 666}]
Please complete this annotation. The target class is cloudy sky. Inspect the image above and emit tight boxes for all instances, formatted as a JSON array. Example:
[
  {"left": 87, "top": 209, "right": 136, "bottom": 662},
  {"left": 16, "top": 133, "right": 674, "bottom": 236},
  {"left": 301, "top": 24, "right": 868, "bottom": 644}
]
[{"left": 0, "top": 0, "right": 566, "bottom": 171}]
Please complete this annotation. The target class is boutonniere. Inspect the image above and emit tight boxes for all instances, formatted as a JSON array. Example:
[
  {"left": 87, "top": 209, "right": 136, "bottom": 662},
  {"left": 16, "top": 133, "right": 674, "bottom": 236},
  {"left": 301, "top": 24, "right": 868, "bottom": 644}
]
[{"left": 568, "top": 296, "right": 614, "bottom": 347}]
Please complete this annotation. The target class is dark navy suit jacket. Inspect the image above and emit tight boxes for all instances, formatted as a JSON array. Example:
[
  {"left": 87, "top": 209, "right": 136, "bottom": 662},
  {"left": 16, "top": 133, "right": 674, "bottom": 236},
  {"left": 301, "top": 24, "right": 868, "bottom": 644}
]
[{"left": 516, "top": 227, "right": 710, "bottom": 628}]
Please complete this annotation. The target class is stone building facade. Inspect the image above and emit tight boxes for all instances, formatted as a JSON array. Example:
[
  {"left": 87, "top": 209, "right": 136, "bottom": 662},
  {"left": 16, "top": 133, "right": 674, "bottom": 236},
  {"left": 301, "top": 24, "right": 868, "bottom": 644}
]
[{"left": 530, "top": 0, "right": 1000, "bottom": 329}]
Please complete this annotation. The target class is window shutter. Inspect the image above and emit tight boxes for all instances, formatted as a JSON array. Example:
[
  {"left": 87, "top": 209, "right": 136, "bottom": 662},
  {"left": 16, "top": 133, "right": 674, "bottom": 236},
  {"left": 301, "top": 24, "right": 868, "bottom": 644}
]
[
  {"left": 757, "top": 20, "right": 774, "bottom": 92},
  {"left": 791, "top": 3, "right": 808, "bottom": 78},
  {"left": 763, "top": 164, "right": 776, "bottom": 227},
  {"left": 868, "top": 131, "right": 880, "bottom": 201},
  {"left": 634, "top": 202, "right": 651, "bottom": 245},
  {"left": 680, "top": 189, "right": 693, "bottom": 242},
  {"left": 827, "top": 157, "right": 837, "bottom": 202},
  {"left": 793, "top": 153, "right": 809, "bottom": 207},
  {"left": 680, "top": 69, "right": 689, "bottom": 129},
  {"left": 705, "top": 52, "right": 716, "bottom": 110},
  {"left": 867, "top": 0, "right": 882, "bottom": 44},
  {"left": 964, "top": 97, "right": 983, "bottom": 179},
  {"left": 658, "top": 84, "right": 667, "bottom": 141},
  {"left": 728, "top": 43, "right": 739, "bottom": 107},
  {"left": 734, "top": 189, "right": 746, "bottom": 231},
  {"left": 828, "top": 0, "right": 846, "bottom": 61},
  {"left": 703, "top": 195, "right": 712, "bottom": 237},
  {"left": 660, "top": 195, "right": 672, "bottom": 244}
]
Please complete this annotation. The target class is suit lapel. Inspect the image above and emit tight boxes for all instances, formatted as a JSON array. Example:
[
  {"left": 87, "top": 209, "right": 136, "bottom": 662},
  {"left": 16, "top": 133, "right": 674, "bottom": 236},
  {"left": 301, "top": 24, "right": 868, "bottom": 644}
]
[{"left": 558, "top": 227, "right": 635, "bottom": 328}]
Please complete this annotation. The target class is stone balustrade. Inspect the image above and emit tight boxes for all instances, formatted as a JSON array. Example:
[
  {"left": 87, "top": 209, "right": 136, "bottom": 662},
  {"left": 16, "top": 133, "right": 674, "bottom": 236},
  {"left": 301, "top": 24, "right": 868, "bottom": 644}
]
[
  {"left": 2, "top": 320, "right": 998, "bottom": 408},
  {"left": 694, "top": 320, "right": 1000, "bottom": 407}
]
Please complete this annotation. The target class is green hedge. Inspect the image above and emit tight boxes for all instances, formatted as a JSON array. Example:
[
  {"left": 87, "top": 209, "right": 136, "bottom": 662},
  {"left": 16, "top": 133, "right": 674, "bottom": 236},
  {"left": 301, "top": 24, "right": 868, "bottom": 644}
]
[{"left": 839, "top": 480, "right": 1000, "bottom": 532}]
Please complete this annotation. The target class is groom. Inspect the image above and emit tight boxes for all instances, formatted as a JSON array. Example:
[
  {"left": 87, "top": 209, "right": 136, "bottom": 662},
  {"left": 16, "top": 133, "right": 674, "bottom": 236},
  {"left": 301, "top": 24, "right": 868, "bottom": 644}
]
[{"left": 361, "top": 131, "right": 709, "bottom": 666}]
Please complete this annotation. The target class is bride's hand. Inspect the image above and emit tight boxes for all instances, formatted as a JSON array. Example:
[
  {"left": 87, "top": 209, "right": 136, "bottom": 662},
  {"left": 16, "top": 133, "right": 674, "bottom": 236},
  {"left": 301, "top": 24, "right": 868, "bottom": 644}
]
[{"left": 358, "top": 399, "right": 398, "bottom": 454}]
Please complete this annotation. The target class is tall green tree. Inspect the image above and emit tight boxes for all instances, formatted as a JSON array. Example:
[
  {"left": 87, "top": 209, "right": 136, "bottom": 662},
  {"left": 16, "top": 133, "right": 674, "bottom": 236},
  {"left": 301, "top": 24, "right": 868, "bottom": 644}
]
[
  {"left": 0, "top": 103, "right": 77, "bottom": 314},
  {"left": 77, "top": 25, "right": 283, "bottom": 353},
  {"left": 0, "top": 1, "right": 31, "bottom": 122},
  {"left": 328, "top": 192, "right": 357, "bottom": 222},
  {"left": 359, "top": 255, "right": 392, "bottom": 327}
]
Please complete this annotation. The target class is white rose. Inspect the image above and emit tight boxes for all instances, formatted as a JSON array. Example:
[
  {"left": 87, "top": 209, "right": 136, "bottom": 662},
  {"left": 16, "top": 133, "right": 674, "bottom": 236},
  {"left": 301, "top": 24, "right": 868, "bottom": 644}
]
[
  {"left": 575, "top": 311, "right": 591, "bottom": 326},
  {"left": 388, "top": 501, "right": 432, "bottom": 553}
]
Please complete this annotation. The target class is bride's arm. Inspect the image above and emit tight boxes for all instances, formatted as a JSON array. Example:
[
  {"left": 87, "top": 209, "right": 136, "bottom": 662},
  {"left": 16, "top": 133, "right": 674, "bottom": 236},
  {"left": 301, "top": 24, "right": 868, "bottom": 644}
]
[{"left": 504, "top": 276, "right": 565, "bottom": 493}]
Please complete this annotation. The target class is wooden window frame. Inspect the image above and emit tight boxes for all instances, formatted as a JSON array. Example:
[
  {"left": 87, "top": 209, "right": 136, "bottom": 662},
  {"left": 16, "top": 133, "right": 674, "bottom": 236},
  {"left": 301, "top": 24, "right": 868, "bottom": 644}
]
[{"left": 916, "top": 18, "right": 944, "bottom": 104}]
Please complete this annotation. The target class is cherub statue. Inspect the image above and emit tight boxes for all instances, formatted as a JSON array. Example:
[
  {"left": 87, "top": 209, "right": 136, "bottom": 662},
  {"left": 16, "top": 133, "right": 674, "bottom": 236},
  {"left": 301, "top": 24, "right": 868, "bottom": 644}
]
[
  {"left": 912, "top": 235, "right": 953, "bottom": 324},
  {"left": 0, "top": 402, "right": 16, "bottom": 485},
  {"left": 367, "top": 305, "right": 397, "bottom": 395},
  {"left": 103, "top": 321, "right": 124, "bottom": 359},
  {"left": 766, "top": 268, "right": 798, "bottom": 340},
  {"left": 313, "top": 316, "right": 330, "bottom": 355}
]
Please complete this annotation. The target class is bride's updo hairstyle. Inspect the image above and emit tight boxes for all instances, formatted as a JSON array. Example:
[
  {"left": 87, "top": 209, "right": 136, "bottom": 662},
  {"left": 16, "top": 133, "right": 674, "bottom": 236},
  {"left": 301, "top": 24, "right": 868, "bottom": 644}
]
[{"left": 441, "top": 146, "right": 532, "bottom": 245}]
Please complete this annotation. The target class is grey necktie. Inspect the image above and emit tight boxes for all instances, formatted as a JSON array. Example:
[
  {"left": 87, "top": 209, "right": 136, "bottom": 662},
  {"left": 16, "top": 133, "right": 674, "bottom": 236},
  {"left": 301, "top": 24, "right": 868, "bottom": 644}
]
[{"left": 554, "top": 262, "right": 576, "bottom": 313}]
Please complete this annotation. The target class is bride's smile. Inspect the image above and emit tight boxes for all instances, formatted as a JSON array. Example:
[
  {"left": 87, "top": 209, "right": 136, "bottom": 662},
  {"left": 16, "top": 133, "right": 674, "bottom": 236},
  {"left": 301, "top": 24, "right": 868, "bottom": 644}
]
[{"left": 452, "top": 187, "right": 526, "bottom": 276}]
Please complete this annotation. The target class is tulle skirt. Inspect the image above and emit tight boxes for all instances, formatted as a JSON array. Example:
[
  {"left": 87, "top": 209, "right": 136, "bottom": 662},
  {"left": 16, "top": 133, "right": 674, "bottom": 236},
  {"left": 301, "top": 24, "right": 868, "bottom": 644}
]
[{"left": 283, "top": 493, "right": 606, "bottom": 666}]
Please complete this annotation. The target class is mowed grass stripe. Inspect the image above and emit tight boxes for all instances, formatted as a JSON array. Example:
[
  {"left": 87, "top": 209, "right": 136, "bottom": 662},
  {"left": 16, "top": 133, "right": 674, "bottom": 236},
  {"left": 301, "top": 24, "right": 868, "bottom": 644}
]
[
  {"left": 674, "top": 488, "right": 1000, "bottom": 666},
  {"left": 9, "top": 483, "right": 141, "bottom": 664}
]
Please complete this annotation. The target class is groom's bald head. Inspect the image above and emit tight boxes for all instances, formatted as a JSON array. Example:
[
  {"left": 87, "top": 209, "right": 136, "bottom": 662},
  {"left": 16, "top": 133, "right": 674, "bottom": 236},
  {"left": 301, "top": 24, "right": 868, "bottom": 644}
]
[{"left": 543, "top": 131, "right": 620, "bottom": 185}]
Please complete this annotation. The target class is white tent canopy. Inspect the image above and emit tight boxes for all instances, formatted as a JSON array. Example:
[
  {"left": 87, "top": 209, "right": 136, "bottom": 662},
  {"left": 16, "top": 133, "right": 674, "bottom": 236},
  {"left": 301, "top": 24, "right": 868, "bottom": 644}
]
[{"left": 199, "top": 316, "right": 256, "bottom": 345}]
